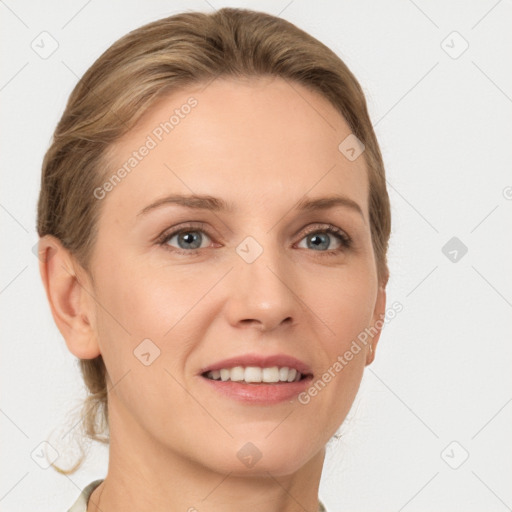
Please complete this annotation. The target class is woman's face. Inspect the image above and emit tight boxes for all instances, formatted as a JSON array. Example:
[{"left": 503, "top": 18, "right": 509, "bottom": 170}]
[{"left": 83, "top": 76, "right": 386, "bottom": 476}]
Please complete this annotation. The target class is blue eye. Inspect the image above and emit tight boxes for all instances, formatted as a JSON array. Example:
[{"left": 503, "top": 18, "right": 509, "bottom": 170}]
[
  {"left": 157, "top": 223, "right": 352, "bottom": 256},
  {"left": 297, "top": 226, "right": 352, "bottom": 253},
  {"left": 160, "top": 228, "right": 212, "bottom": 252}
]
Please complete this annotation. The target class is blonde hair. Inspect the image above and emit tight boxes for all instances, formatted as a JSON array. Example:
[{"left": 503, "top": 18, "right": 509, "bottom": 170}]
[{"left": 37, "top": 7, "right": 391, "bottom": 474}]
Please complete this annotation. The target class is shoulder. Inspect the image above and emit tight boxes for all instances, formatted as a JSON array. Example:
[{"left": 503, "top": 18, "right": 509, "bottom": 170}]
[{"left": 66, "top": 479, "right": 104, "bottom": 512}]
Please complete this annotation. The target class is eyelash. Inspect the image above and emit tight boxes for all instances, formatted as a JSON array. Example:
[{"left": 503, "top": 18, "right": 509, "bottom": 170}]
[{"left": 156, "top": 222, "right": 352, "bottom": 257}]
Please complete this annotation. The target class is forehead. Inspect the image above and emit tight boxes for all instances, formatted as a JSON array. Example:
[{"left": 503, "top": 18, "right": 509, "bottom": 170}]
[{"left": 101, "top": 76, "right": 369, "bottom": 220}]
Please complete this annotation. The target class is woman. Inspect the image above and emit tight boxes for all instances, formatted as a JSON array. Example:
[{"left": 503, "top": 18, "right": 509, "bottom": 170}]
[{"left": 37, "top": 7, "right": 391, "bottom": 512}]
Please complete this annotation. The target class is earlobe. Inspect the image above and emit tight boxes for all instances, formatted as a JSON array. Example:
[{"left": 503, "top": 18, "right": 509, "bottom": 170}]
[
  {"left": 38, "top": 235, "right": 101, "bottom": 360},
  {"left": 365, "top": 283, "right": 387, "bottom": 366}
]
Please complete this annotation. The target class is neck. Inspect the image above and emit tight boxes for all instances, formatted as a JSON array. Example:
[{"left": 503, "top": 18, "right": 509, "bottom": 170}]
[{"left": 87, "top": 396, "right": 326, "bottom": 512}]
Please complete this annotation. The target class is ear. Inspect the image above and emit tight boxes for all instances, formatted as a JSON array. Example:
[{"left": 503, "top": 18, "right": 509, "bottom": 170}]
[
  {"left": 37, "top": 235, "right": 101, "bottom": 359},
  {"left": 365, "top": 280, "right": 387, "bottom": 366}
]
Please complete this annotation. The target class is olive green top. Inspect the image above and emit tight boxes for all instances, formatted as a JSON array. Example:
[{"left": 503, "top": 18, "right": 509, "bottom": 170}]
[
  {"left": 67, "top": 479, "right": 327, "bottom": 511},
  {"left": 67, "top": 479, "right": 103, "bottom": 512}
]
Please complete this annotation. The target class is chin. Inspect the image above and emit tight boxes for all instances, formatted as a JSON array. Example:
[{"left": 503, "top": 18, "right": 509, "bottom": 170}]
[{"left": 196, "top": 433, "right": 318, "bottom": 477}]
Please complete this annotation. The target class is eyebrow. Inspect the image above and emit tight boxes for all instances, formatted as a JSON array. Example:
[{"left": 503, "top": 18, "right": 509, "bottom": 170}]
[{"left": 137, "top": 193, "right": 364, "bottom": 219}]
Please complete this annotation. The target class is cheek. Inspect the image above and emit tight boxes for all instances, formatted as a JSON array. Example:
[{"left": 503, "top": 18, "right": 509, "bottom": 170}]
[
  {"left": 327, "top": 290, "right": 375, "bottom": 351},
  {"left": 309, "top": 266, "right": 377, "bottom": 350},
  {"left": 300, "top": 267, "right": 375, "bottom": 413},
  {"left": 95, "top": 255, "right": 191, "bottom": 333},
  {"left": 299, "top": 278, "right": 374, "bottom": 439},
  {"left": 92, "top": 254, "right": 217, "bottom": 375},
  {"left": 91, "top": 261, "right": 197, "bottom": 422}
]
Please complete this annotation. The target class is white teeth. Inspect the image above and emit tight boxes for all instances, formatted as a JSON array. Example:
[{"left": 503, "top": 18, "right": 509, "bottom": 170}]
[
  {"left": 262, "top": 366, "right": 280, "bottom": 383},
  {"left": 287, "top": 368, "right": 297, "bottom": 382},
  {"left": 205, "top": 366, "right": 304, "bottom": 383},
  {"left": 230, "top": 366, "right": 244, "bottom": 381},
  {"left": 244, "top": 366, "right": 262, "bottom": 383}
]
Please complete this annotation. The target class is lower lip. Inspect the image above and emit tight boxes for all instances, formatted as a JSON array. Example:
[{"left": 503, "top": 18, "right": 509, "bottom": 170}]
[{"left": 200, "top": 375, "right": 313, "bottom": 405}]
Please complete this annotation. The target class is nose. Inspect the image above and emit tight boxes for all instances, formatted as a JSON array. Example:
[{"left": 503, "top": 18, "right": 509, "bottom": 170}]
[{"left": 224, "top": 242, "right": 299, "bottom": 332}]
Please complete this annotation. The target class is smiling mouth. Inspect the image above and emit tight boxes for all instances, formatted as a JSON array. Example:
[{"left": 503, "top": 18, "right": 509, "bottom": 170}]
[{"left": 202, "top": 366, "right": 309, "bottom": 384}]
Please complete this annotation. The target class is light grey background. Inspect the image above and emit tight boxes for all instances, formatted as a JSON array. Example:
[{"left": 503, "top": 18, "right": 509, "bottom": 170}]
[{"left": 1, "top": 1, "right": 511, "bottom": 511}]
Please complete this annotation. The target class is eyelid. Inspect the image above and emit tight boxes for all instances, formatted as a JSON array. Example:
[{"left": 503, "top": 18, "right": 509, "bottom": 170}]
[
  {"left": 155, "top": 221, "right": 210, "bottom": 239},
  {"left": 296, "top": 223, "right": 352, "bottom": 251},
  {"left": 155, "top": 221, "right": 215, "bottom": 246},
  {"left": 299, "top": 223, "right": 350, "bottom": 241}
]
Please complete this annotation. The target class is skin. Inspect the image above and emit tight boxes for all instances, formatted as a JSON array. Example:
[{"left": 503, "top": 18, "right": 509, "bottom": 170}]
[{"left": 39, "top": 76, "right": 386, "bottom": 512}]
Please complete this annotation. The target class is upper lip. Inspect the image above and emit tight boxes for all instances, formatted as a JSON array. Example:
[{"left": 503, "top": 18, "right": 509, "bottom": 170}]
[{"left": 199, "top": 353, "right": 312, "bottom": 376}]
